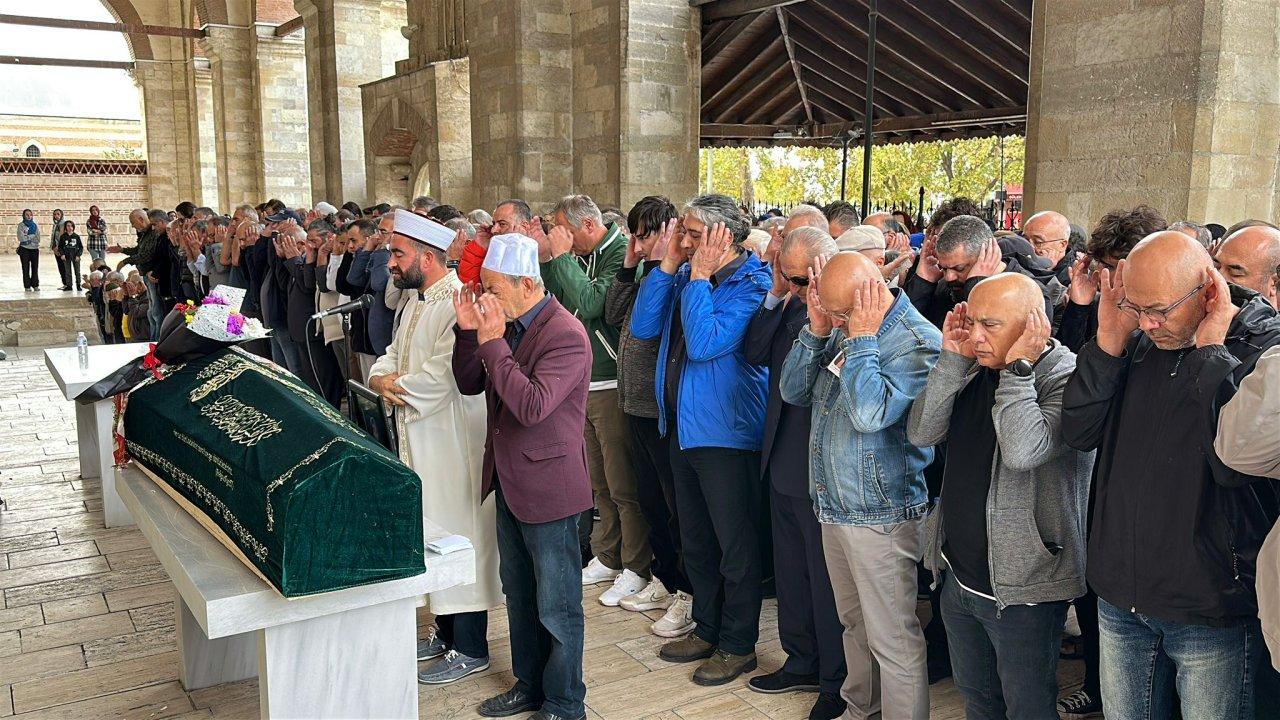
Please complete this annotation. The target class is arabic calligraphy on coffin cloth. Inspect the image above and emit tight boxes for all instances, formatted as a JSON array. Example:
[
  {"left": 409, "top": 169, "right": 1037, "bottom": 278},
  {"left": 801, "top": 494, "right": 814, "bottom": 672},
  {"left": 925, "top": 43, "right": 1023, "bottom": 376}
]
[{"left": 123, "top": 347, "right": 424, "bottom": 597}]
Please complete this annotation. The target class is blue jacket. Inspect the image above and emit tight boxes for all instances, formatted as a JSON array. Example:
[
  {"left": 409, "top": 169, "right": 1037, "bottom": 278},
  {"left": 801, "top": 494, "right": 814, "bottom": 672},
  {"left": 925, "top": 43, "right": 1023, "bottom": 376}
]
[
  {"left": 779, "top": 289, "right": 941, "bottom": 525},
  {"left": 630, "top": 252, "right": 771, "bottom": 451},
  {"left": 347, "top": 248, "right": 393, "bottom": 355}
]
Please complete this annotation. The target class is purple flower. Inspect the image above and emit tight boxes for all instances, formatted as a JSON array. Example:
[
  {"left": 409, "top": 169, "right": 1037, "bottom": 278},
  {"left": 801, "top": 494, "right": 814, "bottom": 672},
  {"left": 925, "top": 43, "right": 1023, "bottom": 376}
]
[
  {"left": 226, "top": 313, "right": 246, "bottom": 336},
  {"left": 204, "top": 292, "right": 231, "bottom": 307}
]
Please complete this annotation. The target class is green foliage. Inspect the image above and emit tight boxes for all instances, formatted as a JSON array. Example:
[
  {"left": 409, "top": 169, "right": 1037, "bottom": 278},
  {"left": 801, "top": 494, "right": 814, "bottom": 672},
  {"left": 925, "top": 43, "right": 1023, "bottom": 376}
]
[
  {"left": 699, "top": 136, "right": 1025, "bottom": 208},
  {"left": 102, "top": 143, "right": 142, "bottom": 161}
]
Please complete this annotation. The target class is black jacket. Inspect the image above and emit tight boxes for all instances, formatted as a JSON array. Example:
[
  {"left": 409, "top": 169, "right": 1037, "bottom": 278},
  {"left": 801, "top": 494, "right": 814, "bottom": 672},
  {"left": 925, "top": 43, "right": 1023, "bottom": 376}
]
[
  {"left": 1063, "top": 286, "right": 1280, "bottom": 626},
  {"left": 905, "top": 255, "right": 1053, "bottom": 329},
  {"left": 744, "top": 295, "right": 812, "bottom": 498},
  {"left": 1056, "top": 297, "right": 1099, "bottom": 353},
  {"left": 285, "top": 255, "right": 319, "bottom": 344},
  {"left": 604, "top": 262, "right": 662, "bottom": 419}
]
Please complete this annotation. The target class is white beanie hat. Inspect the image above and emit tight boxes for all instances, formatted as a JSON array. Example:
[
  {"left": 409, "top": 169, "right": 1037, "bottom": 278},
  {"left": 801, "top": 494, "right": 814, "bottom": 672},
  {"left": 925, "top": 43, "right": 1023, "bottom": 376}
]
[{"left": 482, "top": 234, "right": 542, "bottom": 278}]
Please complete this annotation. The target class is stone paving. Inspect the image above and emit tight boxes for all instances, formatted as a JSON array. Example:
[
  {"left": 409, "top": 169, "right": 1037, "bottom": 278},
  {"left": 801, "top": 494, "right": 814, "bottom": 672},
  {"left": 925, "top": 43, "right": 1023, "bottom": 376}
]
[{"left": 0, "top": 345, "right": 1084, "bottom": 718}]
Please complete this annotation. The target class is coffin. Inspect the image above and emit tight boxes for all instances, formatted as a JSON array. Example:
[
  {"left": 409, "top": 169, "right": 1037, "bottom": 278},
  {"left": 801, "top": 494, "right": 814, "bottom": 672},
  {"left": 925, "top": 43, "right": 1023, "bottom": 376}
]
[{"left": 122, "top": 346, "right": 424, "bottom": 597}]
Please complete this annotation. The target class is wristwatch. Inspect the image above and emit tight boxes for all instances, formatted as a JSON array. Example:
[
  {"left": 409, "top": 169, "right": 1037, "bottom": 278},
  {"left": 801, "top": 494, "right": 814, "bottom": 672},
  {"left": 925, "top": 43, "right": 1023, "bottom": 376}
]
[{"left": 1009, "top": 358, "right": 1035, "bottom": 377}]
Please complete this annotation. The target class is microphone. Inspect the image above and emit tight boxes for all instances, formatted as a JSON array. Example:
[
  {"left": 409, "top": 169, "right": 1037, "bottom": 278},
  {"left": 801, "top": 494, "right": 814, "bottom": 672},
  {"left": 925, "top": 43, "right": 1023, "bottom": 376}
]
[{"left": 311, "top": 294, "right": 373, "bottom": 321}]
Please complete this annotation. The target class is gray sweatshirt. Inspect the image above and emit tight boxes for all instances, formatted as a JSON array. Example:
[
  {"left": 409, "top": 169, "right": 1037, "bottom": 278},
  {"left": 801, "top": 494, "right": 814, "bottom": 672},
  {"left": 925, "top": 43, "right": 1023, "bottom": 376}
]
[{"left": 907, "top": 341, "right": 1095, "bottom": 607}]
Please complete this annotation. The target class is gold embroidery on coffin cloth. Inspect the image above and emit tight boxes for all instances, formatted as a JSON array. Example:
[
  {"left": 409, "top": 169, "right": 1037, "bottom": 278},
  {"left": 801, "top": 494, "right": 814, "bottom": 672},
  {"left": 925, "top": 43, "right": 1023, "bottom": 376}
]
[
  {"left": 126, "top": 441, "right": 269, "bottom": 562},
  {"left": 200, "top": 396, "right": 283, "bottom": 447},
  {"left": 173, "top": 429, "right": 234, "bottom": 488},
  {"left": 263, "top": 436, "right": 366, "bottom": 532},
  {"left": 226, "top": 346, "right": 352, "bottom": 428}
]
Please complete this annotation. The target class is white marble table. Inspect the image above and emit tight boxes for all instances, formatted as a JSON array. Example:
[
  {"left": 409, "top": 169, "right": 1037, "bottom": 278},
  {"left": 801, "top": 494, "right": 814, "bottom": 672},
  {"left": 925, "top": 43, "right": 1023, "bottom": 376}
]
[
  {"left": 116, "top": 464, "right": 475, "bottom": 719},
  {"left": 44, "top": 342, "right": 151, "bottom": 527}
]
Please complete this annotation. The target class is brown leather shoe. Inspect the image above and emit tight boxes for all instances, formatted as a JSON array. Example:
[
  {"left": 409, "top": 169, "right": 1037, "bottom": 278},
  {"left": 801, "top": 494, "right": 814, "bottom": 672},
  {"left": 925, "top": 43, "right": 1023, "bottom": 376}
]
[
  {"left": 692, "top": 649, "right": 757, "bottom": 686},
  {"left": 658, "top": 634, "right": 715, "bottom": 663}
]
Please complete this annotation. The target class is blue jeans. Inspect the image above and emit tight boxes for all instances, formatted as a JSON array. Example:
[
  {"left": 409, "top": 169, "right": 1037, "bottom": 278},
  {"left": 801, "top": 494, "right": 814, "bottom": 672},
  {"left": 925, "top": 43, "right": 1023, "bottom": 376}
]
[
  {"left": 940, "top": 572, "right": 1068, "bottom": 720},
  {"left": 1098, "top": 597, "right": 1261, "bottom": 720},
  {"left": 269, "top": 332, "right": 303, "bottom": 378},
  {"left": 144, "top": 276, "right": 165, "bottom": 341},
  {"left": 494, "top": 485, "right": 585, "bottom": 718}
]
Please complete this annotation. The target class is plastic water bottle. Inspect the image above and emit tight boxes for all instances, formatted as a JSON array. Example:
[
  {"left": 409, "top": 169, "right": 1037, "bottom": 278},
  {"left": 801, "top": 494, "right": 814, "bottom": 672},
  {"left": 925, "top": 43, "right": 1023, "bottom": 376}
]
[{"left": 76, "top": 332, "right": 89, "bottom": 371}]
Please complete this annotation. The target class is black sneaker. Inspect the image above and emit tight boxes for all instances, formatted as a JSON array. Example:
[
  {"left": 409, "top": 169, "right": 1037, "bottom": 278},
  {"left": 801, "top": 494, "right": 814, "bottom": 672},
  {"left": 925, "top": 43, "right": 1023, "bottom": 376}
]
[
  {"left": 1056, "top": 689, "right": 1103, "bottom": 718},
  {"left": 747, "top": 668, "right": 820, "bottom": 694}
]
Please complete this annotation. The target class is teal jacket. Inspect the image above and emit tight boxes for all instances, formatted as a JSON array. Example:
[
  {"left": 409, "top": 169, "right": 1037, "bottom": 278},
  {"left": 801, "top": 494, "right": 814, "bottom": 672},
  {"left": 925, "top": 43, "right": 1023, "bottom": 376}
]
[{"left": 541, "top": 223, "right": 626, "bottom": 383}]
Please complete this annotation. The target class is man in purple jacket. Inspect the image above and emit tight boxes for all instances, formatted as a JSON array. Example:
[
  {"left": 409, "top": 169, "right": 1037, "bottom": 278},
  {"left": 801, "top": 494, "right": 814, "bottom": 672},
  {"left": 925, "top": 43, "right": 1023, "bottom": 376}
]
[{"left": 452, "top": 233, "right": 593, "bottom": 720}]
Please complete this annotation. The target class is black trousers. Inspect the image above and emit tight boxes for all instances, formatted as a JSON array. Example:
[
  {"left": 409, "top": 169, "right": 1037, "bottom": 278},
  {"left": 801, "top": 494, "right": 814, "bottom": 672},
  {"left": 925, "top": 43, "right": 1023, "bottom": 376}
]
[
  {"left": 54, "top": 253, "right": 67, "bottom": 287},
  {"left": 669, "top": 421, "right": 763, "bottom": 655},
  {"left": 771, "top": 486, "right": 847, "bottom": 693},
  {"left": 436, "top": 610, "right": 489, "bottom": 658},
  {"left": 296, "top": 330, "right": 344, "bottom": 407},
  {"left": 627, "top": 413, "right": 691, "bottom": 595},
  {"left": 1074, "top": 586, "right": 1100, "bottom": 698},
  {"left": 17, "top": 247, "right": 39, "bottom": 289}
]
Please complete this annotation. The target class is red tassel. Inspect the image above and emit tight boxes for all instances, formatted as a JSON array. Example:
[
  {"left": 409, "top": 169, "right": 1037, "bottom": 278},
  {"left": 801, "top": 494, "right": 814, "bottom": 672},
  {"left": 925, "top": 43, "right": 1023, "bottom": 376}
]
[
  {"left": 141, "top": 343, "right": 162, "bottom": 380},
  {"left": 111, "top": 393, "right": 130, "bottom": 466}
]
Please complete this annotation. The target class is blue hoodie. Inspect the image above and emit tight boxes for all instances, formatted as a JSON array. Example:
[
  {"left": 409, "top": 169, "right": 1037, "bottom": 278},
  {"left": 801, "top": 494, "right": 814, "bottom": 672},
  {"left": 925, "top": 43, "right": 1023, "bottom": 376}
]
[{"left": 630, "top": 252, "right": 771, "bottom": 451}]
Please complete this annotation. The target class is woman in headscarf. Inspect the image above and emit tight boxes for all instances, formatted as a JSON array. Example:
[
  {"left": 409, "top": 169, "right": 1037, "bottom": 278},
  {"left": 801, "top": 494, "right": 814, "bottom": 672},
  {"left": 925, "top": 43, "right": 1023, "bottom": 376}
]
[
  {"left": 86, "top": 205, "right": 108, "bottom": 263},
  {"left": 49, "top": 209, "right": 66, "bottom": 289},
  {"left": 16, "top": 209, "right": 41, "bottom": 291}
]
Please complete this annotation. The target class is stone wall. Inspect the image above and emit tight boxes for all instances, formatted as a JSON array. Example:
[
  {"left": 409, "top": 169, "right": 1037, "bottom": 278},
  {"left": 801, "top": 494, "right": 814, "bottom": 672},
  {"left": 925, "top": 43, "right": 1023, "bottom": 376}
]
[
  {"left": 1024, "top": 0, "right": 1280, "bottom": 225},
  {"left": 0, "top": 114, "right": 145, "bottom": 161},
  {"left": 0, "top": 170, "right": 148, "bottom": 252},
  {"left": 254, "top": 29, "right": 312, "bottom": 207}
]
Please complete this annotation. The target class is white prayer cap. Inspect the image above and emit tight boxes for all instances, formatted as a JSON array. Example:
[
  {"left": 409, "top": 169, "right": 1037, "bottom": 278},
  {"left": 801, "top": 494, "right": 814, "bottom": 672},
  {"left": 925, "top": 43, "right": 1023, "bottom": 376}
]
[
  {"left": 314, "top": 201, "right": 338, "bottom": 216},
  {"left": 836, "top": 225, "right": 886, "bottom": 253},
  {"left": 482, "top": 233, "right": 542, "bottom": 278},
  {"left": 391, "top": 208, "right": 454, "bottom": 252}
]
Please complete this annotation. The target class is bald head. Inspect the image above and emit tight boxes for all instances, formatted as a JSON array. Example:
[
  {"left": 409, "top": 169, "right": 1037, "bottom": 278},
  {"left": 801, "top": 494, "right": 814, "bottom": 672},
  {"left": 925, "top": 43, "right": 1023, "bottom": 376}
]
[
  {"left": 967, "top": 273, "right": 1048, "bottom": 369},
  {"left": 1216, "top": 225, "right": 1280, "bottom": 308},
  {"left": 1024, "top": 211, "right": 1071, "bottom": 266},
  {"left": 783, "top": 204, "right": 829, "bottom": 236},
  {"left": 128, "top": 208, "right": 147, "bottom": 231},
  {"left": 819, "top": 251, "right": 885, "bottom": 318},
  {"left": 1125, "top": 231, "right": 1215, "bottom": 349}
]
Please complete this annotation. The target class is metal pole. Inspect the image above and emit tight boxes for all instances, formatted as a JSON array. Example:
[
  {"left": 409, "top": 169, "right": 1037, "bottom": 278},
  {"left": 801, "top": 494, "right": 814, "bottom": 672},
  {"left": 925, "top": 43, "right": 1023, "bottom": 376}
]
[
  {"left": 998, "top": 135, "right": 1006, "bottom": 228},
  {"left": 918, "top": 185, "right": 925, "bottom": 229},
  {"left": 705, "top": 146, "right": 714, "bottom": 193},
  {"left": 839, "top": 135, "right": 849, "bottom": 202},
  {"left": 860, "top": 0, "right": 878, "bottom": 218}
]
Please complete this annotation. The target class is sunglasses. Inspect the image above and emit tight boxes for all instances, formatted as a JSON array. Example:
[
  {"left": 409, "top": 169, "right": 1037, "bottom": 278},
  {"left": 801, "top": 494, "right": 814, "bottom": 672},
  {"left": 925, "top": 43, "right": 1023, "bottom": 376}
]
[{"left": 786, "top": 275, "right": 810, "bottom": 287}]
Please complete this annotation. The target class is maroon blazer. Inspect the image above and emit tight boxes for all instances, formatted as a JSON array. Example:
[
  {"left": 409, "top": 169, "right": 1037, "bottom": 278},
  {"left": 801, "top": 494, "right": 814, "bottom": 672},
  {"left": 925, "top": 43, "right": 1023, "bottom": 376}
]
[{"left": 452, "top": 295, "right": 594, "bottom": 524}]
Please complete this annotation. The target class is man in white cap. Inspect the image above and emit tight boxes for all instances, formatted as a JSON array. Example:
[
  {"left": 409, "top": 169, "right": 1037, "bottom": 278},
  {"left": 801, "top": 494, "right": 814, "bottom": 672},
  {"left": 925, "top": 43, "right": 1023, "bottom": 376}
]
[
  {"left": 452, "top": 232, "right": 594, "bottom": 720},
  {"left": 837, "top": 225, "right": 914, "bottom": 287},
  {"left": 367, "top": 210, "right": 501, "bottom": 686}
]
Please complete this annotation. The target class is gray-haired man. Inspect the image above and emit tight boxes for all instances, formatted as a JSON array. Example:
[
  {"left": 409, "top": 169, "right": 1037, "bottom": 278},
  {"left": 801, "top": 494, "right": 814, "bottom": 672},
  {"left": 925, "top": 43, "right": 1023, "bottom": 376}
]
[{"left": 543, "top": 195, "right": 653, "bottom": 606}]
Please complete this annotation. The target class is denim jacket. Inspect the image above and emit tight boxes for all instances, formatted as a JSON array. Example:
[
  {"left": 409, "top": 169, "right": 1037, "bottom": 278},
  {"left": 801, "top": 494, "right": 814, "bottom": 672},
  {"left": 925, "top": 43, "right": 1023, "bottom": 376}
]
[{"left": 779, "top": 289, "right": 941, "bottom": 525}]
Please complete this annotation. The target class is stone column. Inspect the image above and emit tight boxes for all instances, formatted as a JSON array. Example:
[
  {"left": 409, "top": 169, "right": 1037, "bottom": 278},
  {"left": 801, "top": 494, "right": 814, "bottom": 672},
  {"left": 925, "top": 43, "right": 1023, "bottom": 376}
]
[
  {"left": 572, "top": 0, "right": 702, "bottom": 209},
  {"left": 253, "top": 26, "right": 312, "bottom": 207},
  {"left": 296, "top": 0, "right": 407, "bottom": 205},
  {"left": 193, "top": 63, "right": 222, "bottom": 212},
  {"left": 202, "top": 25, "right": 265, "bottom": 209},
  {"left": 1023, "top": 0, "right": 1280, "bottom": 224},
  {"left": 433, "top": 59, "right": 474, "bottom": 209},
  {"left": 134, "top": 43, "right": 202, "bottom": 208},
  {"left": 465, "top": 0, "right": 575, "bottom": 210}
]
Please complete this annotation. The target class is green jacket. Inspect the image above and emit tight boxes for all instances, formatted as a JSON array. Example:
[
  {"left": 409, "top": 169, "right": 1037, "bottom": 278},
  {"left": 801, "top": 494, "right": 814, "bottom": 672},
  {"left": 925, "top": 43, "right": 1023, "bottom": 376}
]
[{"left": 541, "top": 223, "right": 625, "bottom": 382}]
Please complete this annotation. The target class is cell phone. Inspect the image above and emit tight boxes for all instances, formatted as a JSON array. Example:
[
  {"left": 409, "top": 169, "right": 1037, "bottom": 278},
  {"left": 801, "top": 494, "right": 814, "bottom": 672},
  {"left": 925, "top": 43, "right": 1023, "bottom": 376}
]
[{"left": 271, "top": 231, "right": 280, "bottom": 242}]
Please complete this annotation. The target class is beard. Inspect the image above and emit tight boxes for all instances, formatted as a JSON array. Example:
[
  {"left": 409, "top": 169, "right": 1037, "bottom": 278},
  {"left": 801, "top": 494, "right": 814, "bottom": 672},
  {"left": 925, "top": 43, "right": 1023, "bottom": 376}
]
[{"left": 392, "top": 264, "right": 425, "bottom": 290}]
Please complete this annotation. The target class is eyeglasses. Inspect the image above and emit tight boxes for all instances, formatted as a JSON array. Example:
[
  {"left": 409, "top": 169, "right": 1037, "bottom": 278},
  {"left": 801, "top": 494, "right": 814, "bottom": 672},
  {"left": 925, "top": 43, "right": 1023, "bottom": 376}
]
[
  {"left": 1116, "top": 282, "right": 1205, "bottom": 324},
  {"left": 1029, "top": 236, "right": 1067, "bottom": 247}
]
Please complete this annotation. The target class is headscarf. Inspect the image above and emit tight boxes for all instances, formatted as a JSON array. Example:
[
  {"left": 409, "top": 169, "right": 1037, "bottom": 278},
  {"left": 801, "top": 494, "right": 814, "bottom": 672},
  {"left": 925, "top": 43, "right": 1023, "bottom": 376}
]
[{"left": 20, "top": 210, "right": 36, "bottom": 236}]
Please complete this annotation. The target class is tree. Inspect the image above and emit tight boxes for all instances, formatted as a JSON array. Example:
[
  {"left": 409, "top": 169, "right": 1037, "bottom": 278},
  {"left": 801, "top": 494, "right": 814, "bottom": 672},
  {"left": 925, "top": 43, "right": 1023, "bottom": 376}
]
[{"left": 699, "top": 135, "right": 1025, "bottom": 212}]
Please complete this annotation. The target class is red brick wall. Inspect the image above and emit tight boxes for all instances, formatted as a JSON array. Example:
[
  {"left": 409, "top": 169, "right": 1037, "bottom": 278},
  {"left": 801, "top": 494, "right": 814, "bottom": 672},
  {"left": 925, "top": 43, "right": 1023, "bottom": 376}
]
[
  {"left": 256, "top": 0, "right": 296, "bottom": 23},
  {"left": 1, "top": 172, "right": 149, "bottom": 251}
]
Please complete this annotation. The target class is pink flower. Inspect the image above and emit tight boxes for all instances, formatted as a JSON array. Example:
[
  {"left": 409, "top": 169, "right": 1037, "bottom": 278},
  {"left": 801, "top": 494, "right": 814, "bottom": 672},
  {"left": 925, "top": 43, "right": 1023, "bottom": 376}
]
[
  {"left": 203, "top": 292, "right": 231, "bottom": 307},
  {"left": 226, "top": 313, "right": 246, "bottom": 335}
]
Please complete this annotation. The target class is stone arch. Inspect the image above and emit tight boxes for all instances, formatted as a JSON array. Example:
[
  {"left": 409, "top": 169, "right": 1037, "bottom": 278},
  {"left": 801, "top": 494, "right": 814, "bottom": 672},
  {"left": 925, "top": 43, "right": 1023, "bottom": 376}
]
[
  {"left": 99, "top": 0, "right": 154, "bottom": 60},
  {"left": 411, "top": 165, "right": 431, "bottom": 198},
  {"left": 366, "top": 97, "right": 437, "bottom": 206}
]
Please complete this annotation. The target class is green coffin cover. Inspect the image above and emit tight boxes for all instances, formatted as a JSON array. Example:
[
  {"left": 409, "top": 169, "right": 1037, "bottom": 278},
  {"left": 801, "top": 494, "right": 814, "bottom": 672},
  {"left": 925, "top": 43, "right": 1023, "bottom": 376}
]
[{"left": 122, "top": 347, "right": 425, "bottom": 597}]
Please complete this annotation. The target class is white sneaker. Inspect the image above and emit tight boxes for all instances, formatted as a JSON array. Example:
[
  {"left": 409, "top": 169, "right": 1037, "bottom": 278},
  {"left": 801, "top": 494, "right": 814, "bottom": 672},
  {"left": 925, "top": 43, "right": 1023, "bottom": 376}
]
[
  {"left": 581, "top": 556, "right": 621, "bottom": 586},
  {"left": 599, "top": 569, "right": 649, "bottom": 607},
  {"left": 650, "top": 591, "right": 695, "bottom": 637},
  {"left": 619, "top": 576, "right": 673, "bottom": 612}
]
